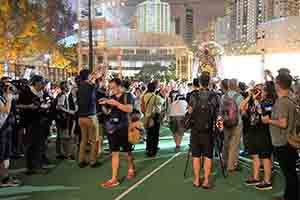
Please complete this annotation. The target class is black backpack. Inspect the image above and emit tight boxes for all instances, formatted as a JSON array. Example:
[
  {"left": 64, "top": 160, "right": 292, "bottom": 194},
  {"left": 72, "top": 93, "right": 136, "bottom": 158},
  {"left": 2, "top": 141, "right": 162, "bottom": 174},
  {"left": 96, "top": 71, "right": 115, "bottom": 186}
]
[{"left": 190, "top": 90, "right": 216, "bottom": 132}]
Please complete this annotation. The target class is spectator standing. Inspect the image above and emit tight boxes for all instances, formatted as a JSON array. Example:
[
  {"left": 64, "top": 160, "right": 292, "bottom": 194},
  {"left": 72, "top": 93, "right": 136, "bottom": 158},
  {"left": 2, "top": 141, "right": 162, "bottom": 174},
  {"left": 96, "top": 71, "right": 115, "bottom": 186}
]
[
  {"left": 100, "top": 78, "right": 135, "bottom": 188},
  {"left": 262, "top": 73, "right": 299, "bottom": 200},
  {"left": 188, "top": 73, "right": 220, "bottom": 189},
  {"left": 0, "top": 79, "right": 21, "bottom": 187},
  {"left": 77, "top": 69, "right": 101, "bottom": 168},
  {"left": 56, "top": 81, "right": 75, "bottom": 160},
  {"left": 18, "top": 75, "right": 49, "bottom": 175},
  {"left": 143, "top": 82, "right": 163, "bottom": 157},
  {"left": 240, "top": 82, "right": 276, "bottom": 190},
  {"left": 221, "top": 79, "right": 244, "bottom": 172},
  {"left": 169, "top": 88, "right": 188, "bottom": 151}
]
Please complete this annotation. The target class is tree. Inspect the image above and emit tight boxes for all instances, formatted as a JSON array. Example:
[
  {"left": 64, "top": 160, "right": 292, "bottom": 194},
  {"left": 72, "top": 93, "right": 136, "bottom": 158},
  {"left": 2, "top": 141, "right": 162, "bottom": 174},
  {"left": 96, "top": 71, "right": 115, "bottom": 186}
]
[
  {"left": 0, "top": 0, "right": 78, "bottom": 76},
  {"left": 136, "top": 62, "right": 176, "bottom": 83}
]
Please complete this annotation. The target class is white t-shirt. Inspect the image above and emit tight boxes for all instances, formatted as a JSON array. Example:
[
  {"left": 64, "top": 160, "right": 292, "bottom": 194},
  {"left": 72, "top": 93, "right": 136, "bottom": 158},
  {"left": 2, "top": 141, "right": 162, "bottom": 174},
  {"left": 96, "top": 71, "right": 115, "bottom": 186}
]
[
  {"left": 169, "top": 99, "right": 188, "bottom": 117},
  {"left": 0, "top": 94, "right": 12, "bottom": 129},
  {"left": 57, "top": 93, "right": 70, "bottom": 111}
]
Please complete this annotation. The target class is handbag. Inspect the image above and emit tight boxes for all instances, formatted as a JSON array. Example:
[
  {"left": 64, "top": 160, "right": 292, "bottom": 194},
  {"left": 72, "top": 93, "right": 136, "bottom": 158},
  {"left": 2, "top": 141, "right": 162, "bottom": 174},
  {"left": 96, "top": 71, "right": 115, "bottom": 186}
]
[
  {"left": 128, "top": 121, "right": 144, "bottom": 144},
  {"left": 143, "top": 94, "right": 155, "bottom": 129}
]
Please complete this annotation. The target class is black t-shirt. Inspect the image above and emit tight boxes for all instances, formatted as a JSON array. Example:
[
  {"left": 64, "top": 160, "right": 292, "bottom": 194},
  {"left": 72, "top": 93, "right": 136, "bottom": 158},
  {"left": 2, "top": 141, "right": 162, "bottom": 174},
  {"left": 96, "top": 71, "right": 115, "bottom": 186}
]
[
  {"left": 18, "top": 86, "right": 42, "bottom": 124},
  {"left": 77, "top": 82, "right": 97, "bottom": 117},
  {"left": 242, "top": 98, "right": 273, "bottom": 134},
  {"left": 109, "top": 93, "right": 134, "bottom": 128}
]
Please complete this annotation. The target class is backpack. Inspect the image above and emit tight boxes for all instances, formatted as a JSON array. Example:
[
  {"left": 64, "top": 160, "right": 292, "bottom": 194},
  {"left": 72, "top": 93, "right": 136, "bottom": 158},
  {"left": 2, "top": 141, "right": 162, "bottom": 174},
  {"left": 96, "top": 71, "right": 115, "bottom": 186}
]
[
  {"left": 190, "top": 90, "right": 215, "bottom": 132},
  {"left": 221, "top": 93, "right": 239, "bottom": 128}
]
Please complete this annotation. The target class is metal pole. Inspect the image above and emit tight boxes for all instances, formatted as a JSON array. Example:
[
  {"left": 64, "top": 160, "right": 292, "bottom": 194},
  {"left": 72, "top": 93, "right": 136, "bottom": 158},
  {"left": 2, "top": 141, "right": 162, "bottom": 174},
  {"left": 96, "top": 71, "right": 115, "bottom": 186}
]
[{"left": 88, "top": 0, "right": 94, "bottom": 71}]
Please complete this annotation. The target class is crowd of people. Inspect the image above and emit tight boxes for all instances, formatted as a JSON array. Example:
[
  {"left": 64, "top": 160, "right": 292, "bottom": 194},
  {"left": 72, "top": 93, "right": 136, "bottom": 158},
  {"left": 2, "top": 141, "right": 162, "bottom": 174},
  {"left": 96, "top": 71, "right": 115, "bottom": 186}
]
[{"left": 0, "top": 68, "right": 299, "bottom": 200}]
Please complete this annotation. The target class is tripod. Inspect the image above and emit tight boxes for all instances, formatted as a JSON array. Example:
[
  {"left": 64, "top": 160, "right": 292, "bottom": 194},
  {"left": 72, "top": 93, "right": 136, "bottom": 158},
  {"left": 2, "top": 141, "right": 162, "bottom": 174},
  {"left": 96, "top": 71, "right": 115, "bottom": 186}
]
[{"left": 183, "top": 129, "right": 227, "bottom": 179}]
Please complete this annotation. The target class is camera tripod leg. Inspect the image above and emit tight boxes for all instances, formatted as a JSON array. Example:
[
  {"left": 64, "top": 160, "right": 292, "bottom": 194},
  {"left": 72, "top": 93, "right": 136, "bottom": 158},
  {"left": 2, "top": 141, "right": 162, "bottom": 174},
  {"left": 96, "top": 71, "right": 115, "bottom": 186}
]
[
  {"left": 184, "top": 147, "right": 191, "bottom": 179},
  {"left": 215, "top": 135, "right": 227, "bottom": 178}
]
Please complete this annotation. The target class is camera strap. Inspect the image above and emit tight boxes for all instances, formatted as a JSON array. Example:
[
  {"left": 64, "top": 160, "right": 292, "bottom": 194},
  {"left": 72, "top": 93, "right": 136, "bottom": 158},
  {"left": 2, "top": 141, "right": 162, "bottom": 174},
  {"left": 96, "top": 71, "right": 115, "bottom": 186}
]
[{"left": 0, "top": 96, "right": 7, "bottom": 105}]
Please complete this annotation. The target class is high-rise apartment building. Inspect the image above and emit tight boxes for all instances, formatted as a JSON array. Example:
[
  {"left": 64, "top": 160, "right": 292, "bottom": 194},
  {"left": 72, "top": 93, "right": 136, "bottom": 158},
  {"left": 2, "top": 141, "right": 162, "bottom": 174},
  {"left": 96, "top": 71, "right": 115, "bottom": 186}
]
[
  {"left": 215, "top": 16, "right": 231, "bottom": 45},
  {"left": 136, "top": 0, "right": 172, "bottom": 33},
  {"left": 231, "top": 0, "right": 265, "bottom": 43},
  {"left": 185, "top": 7, "right": 194, "bottom": 45},
  {"left": 273, "top": 0, "right": 300, "bottom": 17},
  {"left": 224, "top": 0, "right": 233, "bottom": 15}
]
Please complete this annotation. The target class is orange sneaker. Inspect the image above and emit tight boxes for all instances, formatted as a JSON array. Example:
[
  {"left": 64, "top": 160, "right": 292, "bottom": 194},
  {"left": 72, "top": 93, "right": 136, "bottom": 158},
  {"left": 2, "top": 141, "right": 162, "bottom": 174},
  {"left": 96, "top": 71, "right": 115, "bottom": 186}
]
[{"left": 101, "top": 179, "right": 120, "bottom": 188}]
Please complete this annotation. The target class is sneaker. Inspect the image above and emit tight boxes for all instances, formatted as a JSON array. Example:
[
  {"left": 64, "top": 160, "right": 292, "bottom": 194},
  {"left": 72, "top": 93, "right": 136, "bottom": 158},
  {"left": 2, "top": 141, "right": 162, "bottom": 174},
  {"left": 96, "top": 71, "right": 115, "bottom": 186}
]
[
  {"left": 101, "top": 179, "right": 120, "bottom": 188},
  {"left": 245, "top": 178, "right": 260, "bottom": 186},
  {"left": 0, "top": 177, "right": 21, "bottom": 188},
  {"left": 255, "top": 181, "right": 272, "bottom": 191}
]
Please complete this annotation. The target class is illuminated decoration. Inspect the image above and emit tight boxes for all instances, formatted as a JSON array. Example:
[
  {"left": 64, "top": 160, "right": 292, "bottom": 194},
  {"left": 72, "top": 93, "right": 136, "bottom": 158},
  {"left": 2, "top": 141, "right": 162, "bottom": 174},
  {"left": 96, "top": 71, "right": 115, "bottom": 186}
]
[
  {"left": 264, "top": 53, "right": 300, "bottom": 76},
  {"left": 218, "top": 53, "right": 300, "bottom": 83},
  {"left": 136, "top": 0, "right": 172, "bottom": 33},
  {"left": 219, "top": 55, "right": 264, "bottom": 84},
  {"left": 195, "top": 41, "right": 224, "bottom": 77}
]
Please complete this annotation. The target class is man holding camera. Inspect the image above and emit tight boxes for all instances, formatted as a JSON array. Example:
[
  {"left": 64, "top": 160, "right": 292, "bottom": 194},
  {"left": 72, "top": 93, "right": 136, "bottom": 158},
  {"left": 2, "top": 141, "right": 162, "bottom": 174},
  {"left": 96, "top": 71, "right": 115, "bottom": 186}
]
[
  {"left": 188, "top": 73, "right": 220, "bottom": 189},
  {"left": 0, "top": 78, "right": 21, "bottom": 187},
  {"left": 100, "top": 78, "right": 135, "bottom": 188},
  {"left": 17, "top": 75, "right": 50, "bottom": 175}
]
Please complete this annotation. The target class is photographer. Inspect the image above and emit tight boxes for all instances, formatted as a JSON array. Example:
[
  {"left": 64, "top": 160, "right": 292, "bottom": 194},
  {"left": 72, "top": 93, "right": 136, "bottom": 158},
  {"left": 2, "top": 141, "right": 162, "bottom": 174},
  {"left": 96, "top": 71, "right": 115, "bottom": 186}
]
[
  {"left": 240, "top": 82, "right": 276, "bottom": 191},
  {"left": 0, "top": 79, "right": 21, "bottom": 187},
  {"left": 17, "top": 75, "right": 49, "bottom": 175},
  {"left": 100, "top": 78, "right": 135, "bottom": 188},
  {"left": 188, "top": 73, "right": 220, "bottom": 189}
]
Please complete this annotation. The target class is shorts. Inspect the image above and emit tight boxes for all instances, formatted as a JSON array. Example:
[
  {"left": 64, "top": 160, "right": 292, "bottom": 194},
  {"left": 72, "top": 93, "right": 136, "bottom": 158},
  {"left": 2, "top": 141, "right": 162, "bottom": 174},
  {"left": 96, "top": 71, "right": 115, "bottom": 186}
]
[
  {"left": 190, "top": 130, "right": 214, "bottom": 159},
  {"left": 169, "top": 116, "right": 185, "bottom": 136},
  {"left": 108, "top": 127, "right": 132, "bottom": 152},
  {"left": 246, "top": 127, "right": 273, "bottom": 159}
]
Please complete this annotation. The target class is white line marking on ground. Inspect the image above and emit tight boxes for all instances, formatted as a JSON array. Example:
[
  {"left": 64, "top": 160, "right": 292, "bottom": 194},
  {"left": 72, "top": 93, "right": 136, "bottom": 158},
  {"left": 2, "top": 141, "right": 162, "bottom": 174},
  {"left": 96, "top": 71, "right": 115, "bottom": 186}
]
[
  {"left": 113, "top": 152, "right": 181, "bottom": 200},
  {"left": 134, "top": 153, "right": 176, "bottom": 163}
]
